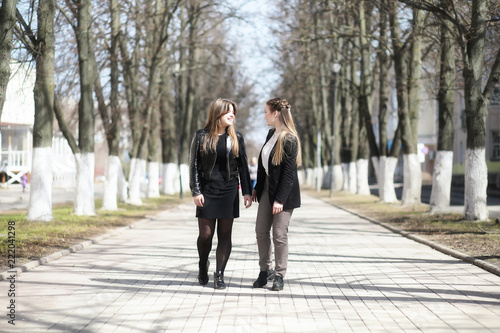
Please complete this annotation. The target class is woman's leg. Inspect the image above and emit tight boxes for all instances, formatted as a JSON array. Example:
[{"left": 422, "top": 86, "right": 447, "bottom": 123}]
[
  {"left": 216, "top": 218, "right": 234, "bottom": 273},
  {"left": 197, "top": 218, "right": 216, "bottom": 265},
  {"left": 272, "top": 210, "right": 293, "bottom": 278},
  {"left": 255, "top": 189, "right": 274, "bottom": 272}
]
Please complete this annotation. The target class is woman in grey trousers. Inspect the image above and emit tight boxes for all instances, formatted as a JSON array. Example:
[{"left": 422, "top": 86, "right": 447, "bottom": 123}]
[{"left": 251, "top": 98, "right": 302, "bottom": 291}]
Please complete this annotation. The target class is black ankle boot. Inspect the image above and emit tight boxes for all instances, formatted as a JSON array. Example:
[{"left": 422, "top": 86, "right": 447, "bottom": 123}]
[
  {"left": 252, "top": 269, "right": 275, "bottom": 288},
  {"left": 272, "top": 274, "right": 284, "bottom": 291},
  {"left": 197, "top": 260, "right": 210, "bottom": 285},
  {"left": 214, "top": 271, "right": 226, "bottom": 289}
]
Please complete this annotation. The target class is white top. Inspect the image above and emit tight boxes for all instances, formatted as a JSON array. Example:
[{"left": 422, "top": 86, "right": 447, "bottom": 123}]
[{"left": 261, "top": 132, "right": 280, "bottom": 176}]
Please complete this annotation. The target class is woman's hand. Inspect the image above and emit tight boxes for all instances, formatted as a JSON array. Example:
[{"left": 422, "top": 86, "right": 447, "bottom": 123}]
[
  {"left": 252, "top": 189, "right": 258, "bottom": 203},
  {"left": 272, "top": 201, "right": 284, "bottom": 215},
  {"left": 244, "top": 194, "right": 252, "bottom": 208},
  {"left": 193, "top": 194, "right": 204, "bottom": 207}
]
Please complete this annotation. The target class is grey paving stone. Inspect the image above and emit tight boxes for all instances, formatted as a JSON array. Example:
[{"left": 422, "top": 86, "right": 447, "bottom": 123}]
[{"left": 1, "top": 193, "right": 499, "bottom": 332}]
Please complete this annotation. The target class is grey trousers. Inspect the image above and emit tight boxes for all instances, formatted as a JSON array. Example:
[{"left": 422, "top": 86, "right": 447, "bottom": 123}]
[{"left": 255, "top": 183, "right": 293, "bottom": 278}]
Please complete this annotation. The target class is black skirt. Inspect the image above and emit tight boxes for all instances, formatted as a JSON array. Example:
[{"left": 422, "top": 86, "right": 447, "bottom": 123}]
[{"left": 196, "top": 178, "right": 239, "bottom": 219}]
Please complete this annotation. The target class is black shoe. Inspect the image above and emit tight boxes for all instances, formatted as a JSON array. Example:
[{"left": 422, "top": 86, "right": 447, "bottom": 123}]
[
  {"left": 272, "top": 274, "right": 284, "bottom": 291},
  {"left": 252, "top": 269, "right": 275, "bottom": 288},
  {"left": 214, "top": 271, "right": 226, "bottom": 289},
  {"left": 197, "top": 260, "right": 210, "bottom": 285}
]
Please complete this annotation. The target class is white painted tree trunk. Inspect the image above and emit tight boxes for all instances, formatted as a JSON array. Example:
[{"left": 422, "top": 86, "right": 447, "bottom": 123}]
[
  {"left": 464, "top": 148, "right": 488, "bottom": 220},
  {"left": 333, "top": 164, "right": 343, "bottom": 191},
  {"left": 147, "top": 161, "right": 160, "bottom": 198},
  {"left": 180, "top": 164, "right": 190, "bottom": 194},
  {"left": 402, "top": 153, "right": 421, "bottom": 206},
  {"left": 74, "top": 152, "right": 96, "bottom": 216},
  {"left": 297, "top": 169, "right": 305, "bottom": 185},
  {"left": 117, "top": 165, "right": 128, "bottom": 202},
  {"left": 128, "top": 158, "right": 146, "bottom": 205},
  {"left": 161, "top": 163, "right": 178, "bottom": 194},
  {"left": 371, "top": 156, "right": 380, "bottom": 187},
  {"left": 381, "top": 156, "right": 398, "bottom": 203},
  {"left": 429, "top": 151, "right": 453, "bottom": 213},
  {"left": 341, "top": 163, "right": 349, "bottom": 191},
  {"left": 101, "top": 155, "right": 121, "bottom": 210},
  {"left": 27, "top": 147, "right": 54, "bottom": 221},
  {"left": 376, "top": 156, "right": 385, "bottom": 200},
  {"left": 356, "top": 158, "right": 370, "bottom": 195},
  {"left": 348, "top": 161, "right": 357, "bottom": 194},
  {"left": 315, "top": 167, "right": 323, "bottom": 191},
  {"left": 306, "top": 168, "right": 314, "bottom": 188},
  {"left": 322, "top": 165, "right": 330, "bottom": 189}
]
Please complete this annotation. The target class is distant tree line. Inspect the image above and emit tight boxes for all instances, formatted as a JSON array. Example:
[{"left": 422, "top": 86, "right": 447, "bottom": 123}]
[
  {"left": 0, "top": 0, "right": 258, "bottom": 220},
  {"left": 268, "top": 0, "right": 500, "bottom": 221}
]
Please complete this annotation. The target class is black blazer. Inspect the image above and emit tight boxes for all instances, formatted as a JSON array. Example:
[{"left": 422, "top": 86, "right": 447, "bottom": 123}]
[{"left": 255, "top": 129, "right": 301, "bottom": 210}]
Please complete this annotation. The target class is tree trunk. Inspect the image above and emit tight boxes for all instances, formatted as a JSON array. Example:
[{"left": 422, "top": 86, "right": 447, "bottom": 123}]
[
  {"left": 0, "top": 0, "right": 18, "bottom": 121},
  {"left": 27, "top": 0, "right": 55, "bottom": 222},
  {"left": 430, "top": 1, "right": 456, "bottom": 213},
  {"left": 326, "top": 2, "right": 343, "bottom": 192},
  {"left": 357, "top": 2, "right": 376, "bottom": 195},
  {"left": 305, "top": 41, "right": 323, "bottom": 190},
  {"left": 73, "top": 0, "right": 96, "bottom": 215},
  {"left": 348, "top": 49, "right": 359, "bottom": 194},
  {"left": 147, "top": 105, "right": 160, "bottom": 198},
  {"left": 159, "top": 73, "right": 177, "bottom": 194},
  {"left": 101, "top": 0, "right": 123, "bottom": 210},
  {"left": 401, "top": 8, "right": 424, "bottom": 206},
  {"left": 332, "top": 68, "right": 343, "bottom": 191},
  {"left": 339, "top": 43, "right": 350, "bottom": 191},
  {"left": 381, "top": 155, "right": 399, "bottom": 203},
  {"left": 389, "top": 1, "right": 417, "bottom": 206},
  {"left": 463, "top": 0, "right": 490, "bottom": 220},
  {"left": 376, "top": 16, "right": 388, "bottom": 199}
]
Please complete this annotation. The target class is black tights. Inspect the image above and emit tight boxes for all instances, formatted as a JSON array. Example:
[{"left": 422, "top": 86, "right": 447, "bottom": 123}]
[{"left": 197, "top": 218, "right": 234, "bottom": 273}]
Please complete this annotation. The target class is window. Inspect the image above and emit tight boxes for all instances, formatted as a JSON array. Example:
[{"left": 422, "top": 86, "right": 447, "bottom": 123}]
[
  {"left": 492, "top": 131, "right": 500, "bottom": 160},
  {"left": 492, "top": 86, "right": 500, "bottom": 106},
  {"left": 460, "top": 141, "right": 463, "bottom": 164}
]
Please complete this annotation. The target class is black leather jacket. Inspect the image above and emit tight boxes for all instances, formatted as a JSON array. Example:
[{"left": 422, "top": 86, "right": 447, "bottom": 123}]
[{"left": 189, "top": 128, "right": 252, "bottom": 197}]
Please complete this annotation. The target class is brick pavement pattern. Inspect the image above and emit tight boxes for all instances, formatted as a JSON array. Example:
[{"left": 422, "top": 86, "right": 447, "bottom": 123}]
[{"left": 2, "top": 193, "right": 500, "bottom": 332}]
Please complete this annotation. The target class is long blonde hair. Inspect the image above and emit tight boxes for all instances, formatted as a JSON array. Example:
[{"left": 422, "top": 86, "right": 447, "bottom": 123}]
[
  {"left": 266, "top": 98, "right": 302, "bottom": 166},
  {"left": 203, "top": 98, "right": 239, "bottom": 156}
]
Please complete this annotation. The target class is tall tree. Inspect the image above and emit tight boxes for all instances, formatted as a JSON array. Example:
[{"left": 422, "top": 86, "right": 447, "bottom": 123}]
[
  {"left": 23, "top": 0, "right": 56, "bottom": 221},
  {"left": 0, "top": 0, "right": 18, "bottom": 121},
  {"left": 96, "top": 0, "right": 124, "bottom": 210},
  {"left": 401, "top": 8, "right": 424, "bottom": 205},
  {"left": 376, "top": 0, "right": 400, "bottom": 203},
  {"left": 358, "top": 1, "right": 379, "bottom": 195},
  {"left": 389, "top": 1, "right": 422, "bottom": 206},
  {"left": 400, "top": 0, "right": 500, "bottom": 219},
  {"left": 53, "top": 0, "right": 97, "bottom": 215},
  {"left": 122, "top": 0, "right": 179, "bottom": 205},
  {"left": 430, "top": 0, "right": 456, "bottom": 213}
]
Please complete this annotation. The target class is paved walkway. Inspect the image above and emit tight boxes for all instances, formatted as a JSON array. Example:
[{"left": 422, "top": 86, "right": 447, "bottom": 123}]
[{"left": 2, "top": 193, "right": 500, "bottom": 332}]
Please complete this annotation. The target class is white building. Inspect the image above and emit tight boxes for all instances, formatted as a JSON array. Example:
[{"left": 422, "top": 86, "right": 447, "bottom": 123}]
[{"left": 0, "top": 63, "right": 76, "bottom": 187}]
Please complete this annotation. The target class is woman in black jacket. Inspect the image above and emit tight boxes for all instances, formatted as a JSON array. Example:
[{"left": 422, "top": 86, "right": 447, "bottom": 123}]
[
  {"left": 251, "top": 98, "right": 302, "bottom": 291},
  {"left": 189, "top": 98, "right": 252, "bottom": 289}
]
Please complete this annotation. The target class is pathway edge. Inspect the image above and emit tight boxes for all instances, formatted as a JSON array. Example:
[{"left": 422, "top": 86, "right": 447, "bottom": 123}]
[
  {"left": 0, "top": 215, "right": 154, "bottom": 281},
  {"left": 319, "top": 197, "right": 500, "bottom": 277}
]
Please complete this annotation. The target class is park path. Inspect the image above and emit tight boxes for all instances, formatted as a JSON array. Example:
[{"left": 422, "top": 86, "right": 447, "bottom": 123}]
[{"left": 2, "top": 193, "right": 500, "bottom": 332}]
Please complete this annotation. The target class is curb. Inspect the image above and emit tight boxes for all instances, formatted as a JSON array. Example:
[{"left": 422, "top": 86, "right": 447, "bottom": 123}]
[
  {"left": 0, "top": 216, "right": 153, "bottom": 281},
  {"left": 320, "top": 198, "right": 500, "bottom": 278}
]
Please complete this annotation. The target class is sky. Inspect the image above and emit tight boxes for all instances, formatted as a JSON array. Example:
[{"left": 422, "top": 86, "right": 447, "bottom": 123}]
[{"left": 225, "top": 0, "right": 281, "bottom": 144}]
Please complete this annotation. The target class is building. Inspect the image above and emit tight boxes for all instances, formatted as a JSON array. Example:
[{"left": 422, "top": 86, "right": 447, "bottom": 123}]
[
  {"left": 0, "top": 63, "right": 77, "bottom": 188},
  {"left": 452, "top": 86, "right": 500, "bottom": 185}
]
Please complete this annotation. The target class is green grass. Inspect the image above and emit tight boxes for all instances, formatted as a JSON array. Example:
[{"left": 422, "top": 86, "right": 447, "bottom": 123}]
[{"left": 0, "top": 195, "right": 188, "bottom": 270}]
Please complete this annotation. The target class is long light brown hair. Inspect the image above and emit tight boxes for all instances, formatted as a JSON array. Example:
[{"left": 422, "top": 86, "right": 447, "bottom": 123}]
[
  {"left": 203, "top": 98, "right": 239, "bottom": 156},
  {"left": 266, "top": 98, "right": 302, "bottom": 166}
]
